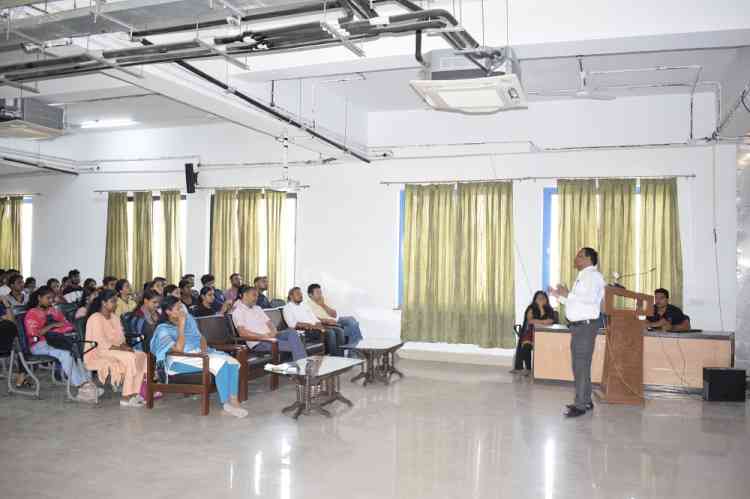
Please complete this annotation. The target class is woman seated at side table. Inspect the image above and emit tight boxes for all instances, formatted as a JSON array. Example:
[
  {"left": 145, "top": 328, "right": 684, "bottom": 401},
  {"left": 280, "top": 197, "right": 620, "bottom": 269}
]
[
  {"left": 85, "top": 289, "right": 148, "bottom": 407},
  {"left": 150, "top": 296, "right": 247, "bottom": 418},
  {"left": 510, "top": 290, "right": 559, "bottom": 375}
]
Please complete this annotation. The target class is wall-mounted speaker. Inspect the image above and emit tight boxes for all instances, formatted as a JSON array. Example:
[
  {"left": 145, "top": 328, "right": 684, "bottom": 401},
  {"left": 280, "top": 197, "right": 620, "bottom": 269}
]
[{"left": 185, "top": 163, "right": 199, "bottom": 194}]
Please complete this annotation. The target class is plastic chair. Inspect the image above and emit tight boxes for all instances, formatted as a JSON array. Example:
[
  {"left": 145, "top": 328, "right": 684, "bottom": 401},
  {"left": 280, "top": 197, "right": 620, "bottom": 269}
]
[{"left": 8, "top": 313, "right": 63, "bottom": 398}]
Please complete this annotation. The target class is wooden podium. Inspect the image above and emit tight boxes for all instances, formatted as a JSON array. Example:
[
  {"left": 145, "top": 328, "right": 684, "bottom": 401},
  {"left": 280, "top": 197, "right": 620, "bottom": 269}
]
[{"left": 595, "top": 286, "right": 653, "bottom": 405}]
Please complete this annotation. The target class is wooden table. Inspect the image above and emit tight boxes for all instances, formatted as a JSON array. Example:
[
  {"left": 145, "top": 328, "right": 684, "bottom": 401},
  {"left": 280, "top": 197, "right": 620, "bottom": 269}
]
[
  {"left": 533, "top": 325, "right": 734, "bottom": 390},
  {"left": 278, "top": 356, "right": 364, "bottom": 419},
  {"left": 342, "top": 340, "right": 404, "bottom": 386}
]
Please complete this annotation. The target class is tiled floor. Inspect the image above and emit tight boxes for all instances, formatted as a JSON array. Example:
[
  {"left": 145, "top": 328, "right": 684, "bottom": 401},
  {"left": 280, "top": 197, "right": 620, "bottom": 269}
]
[{"left": 1, "top": 359, "right": 748, "bottom": 499}]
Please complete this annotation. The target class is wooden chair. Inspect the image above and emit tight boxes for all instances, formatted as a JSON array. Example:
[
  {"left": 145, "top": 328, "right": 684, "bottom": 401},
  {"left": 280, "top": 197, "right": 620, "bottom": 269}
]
[
  {"left": 144, "top": 319, "right": 247, "bottom": 416},
  {"left": 265, "top": 308, "right": 326, "bottom": 356},
  {"left": 145, "top": 351, "right": 216, "bottom": 416},
  {"left": 224, "top": 313, "right": 281, "bottom": 392},
  {"left": 193, "top": 315, "right": 250, "bottom": 400}
]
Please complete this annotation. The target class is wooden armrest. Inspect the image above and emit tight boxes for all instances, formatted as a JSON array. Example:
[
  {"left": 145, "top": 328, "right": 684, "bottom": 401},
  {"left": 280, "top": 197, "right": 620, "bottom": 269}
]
[{"left": 211, "top": 343, "right": 248, "bottom": 352}]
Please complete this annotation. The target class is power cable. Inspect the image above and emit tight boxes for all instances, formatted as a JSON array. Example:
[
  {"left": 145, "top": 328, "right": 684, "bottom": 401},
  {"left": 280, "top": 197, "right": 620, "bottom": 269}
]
[
  {"left": 480, "top": 0, "right": 486, "bottom": 47},
  {"left": 741, "top": 89, "right": 750, "bottom": 114}
]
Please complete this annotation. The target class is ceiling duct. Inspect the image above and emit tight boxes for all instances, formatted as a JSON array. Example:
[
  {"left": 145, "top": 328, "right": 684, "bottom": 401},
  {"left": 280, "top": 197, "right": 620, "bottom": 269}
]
[{"left": 0, "top": 98, "right": 64, "bottom": 139}]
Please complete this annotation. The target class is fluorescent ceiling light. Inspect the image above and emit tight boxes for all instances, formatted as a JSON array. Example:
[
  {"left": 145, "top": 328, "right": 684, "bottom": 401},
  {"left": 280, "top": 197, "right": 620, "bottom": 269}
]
[
  {"left": 79, "top": 118, "right": 138, "bottom": 129},
  {"left": 410, "top": 74, "right": 528, "bottom": 114}
]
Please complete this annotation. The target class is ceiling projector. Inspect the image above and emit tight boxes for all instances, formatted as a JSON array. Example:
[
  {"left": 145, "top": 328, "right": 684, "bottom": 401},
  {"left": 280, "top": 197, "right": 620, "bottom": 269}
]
[{"left": 410, "top": 48, "right": 527, "bottom": 114}]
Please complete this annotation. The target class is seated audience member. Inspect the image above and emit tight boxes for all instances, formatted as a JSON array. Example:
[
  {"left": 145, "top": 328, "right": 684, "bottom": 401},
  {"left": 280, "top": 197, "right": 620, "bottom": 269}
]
[
  {"left": 0, "top": 269, "right": 20, "bottom": 297},
  {"left": 150, "top": 296, "right": 247, "bottom": 418},
  {"left": 232, "top": 286, "right": 306, "bottom": 361},
  {"left": 164, "top": 284, "right": 180, "bottom": 299},
  {"left": 24, "top": 277, "right": 36, "bottom": 294},
  {"left": 114, "top": 279, "right": 137, "bottom": 318},
  {"left": 1, "top": 296, "right": 24, "bottom": 387},
  {"left": 252, "top": 276, "right": 272, "bottom": 309},
  {"left": 201, "top": 273, "right": 226, "bottom": 312},
  {"left": 102, "top": 276, "right": 118, "bottom": 290},
  {"left": 24, "top": 286, "right": 98, "bottom": 401},
  {"left": 283, "top": 287, "right": 345, "bottom": 356},
  {"left": 182, "top": 274, "right": 199, "bottom": 300},
  {"left": 224, "top": 273, "right": 243, "bottom": 303},
  {"left": 85, "top": 289, "right": 148, "bottom": 407},
  {"left": 75, "top": 287, "right": 99, "bottom": 320},
  {"left": 151, "top": 277, "right": 167, "bottom": 296},
  {"left": 62, "top": 269, "right": 84, "bottom": 303},
  {"left": 194, "top": 286, "right": 231, "bottom": 317},
  {"left": 178, "top": 279, "right": 197, "bottom": 315},
  {"left": 647, "top": 288, "right": 690, "bottom": 331},
  {"left": 83, "top": 278, "right": 97, "bottom": 293},
  {"left": 307, "top": 283, "right": 363, "bottom": 349},
  {"left": 6, "top": 273, "right": 29, "bottom": 309},
  {"left": 46, "top": 278, "right": 65, "bottom": 304},
  {"left": 0, "top": 269, "right": 8, "bottom": 296},
  {"left": 135, "top": 290, "right": 161, "bottom": 328},
  {"left": 510, "top": 291, "right": 559, "bottom": 374}
]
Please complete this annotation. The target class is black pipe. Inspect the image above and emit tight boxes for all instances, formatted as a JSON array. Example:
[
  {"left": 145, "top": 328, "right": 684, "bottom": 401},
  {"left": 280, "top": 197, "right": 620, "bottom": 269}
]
[
  {"left": 1, "top": 156, "right": 78, "bottom": 176},
  {"left": 415, "top": 29, "right": 423, "bottom": 65},
  {"left": 133, "top": 0, "right": 386, "bottom": 38},
  {"left": 138, "top": 40, "right": 370, "bottom": 164}
]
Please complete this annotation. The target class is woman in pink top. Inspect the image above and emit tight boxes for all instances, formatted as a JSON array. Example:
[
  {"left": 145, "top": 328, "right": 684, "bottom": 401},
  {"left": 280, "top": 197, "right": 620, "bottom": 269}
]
[
  {"left": 24, "top": 286, "right": 97, "bottom": 401},
  {"left": 85, "top": 289, "right": 148, "bottom": 407}
]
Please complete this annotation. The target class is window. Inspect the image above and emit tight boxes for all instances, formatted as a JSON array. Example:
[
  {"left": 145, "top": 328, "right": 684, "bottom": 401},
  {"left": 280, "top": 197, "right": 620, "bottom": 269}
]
[
  {"left": 21, "top": 197, "right": 32, "bottom": 277},
  {"left": 542, "top": 184, "right": 643, "bottom": 299},
  {"left": 126, "top": 194, "right": 187, "bottom": 283},
  {"left": 208, "top": 192, "right": 297, "bottom": 289}
]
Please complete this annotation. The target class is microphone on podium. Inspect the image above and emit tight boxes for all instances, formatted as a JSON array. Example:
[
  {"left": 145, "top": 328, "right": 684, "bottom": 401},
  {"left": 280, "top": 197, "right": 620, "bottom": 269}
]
[{"left": 609, "top": 267, "right": 657, "bottom": 289}]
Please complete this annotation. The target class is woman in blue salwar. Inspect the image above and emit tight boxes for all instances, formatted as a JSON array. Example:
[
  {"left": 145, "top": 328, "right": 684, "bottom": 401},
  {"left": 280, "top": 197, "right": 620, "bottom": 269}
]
[{"left": 150, "top": 296, "right": 248, "bottom": 418}]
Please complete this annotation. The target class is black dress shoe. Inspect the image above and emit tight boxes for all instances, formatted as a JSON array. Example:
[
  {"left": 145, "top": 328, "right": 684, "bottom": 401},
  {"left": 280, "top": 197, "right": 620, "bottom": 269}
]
[
  {"left": 564, "top": 406, "right": 587, "bottom": 418},
  {"left": 566, "top": 403, "right": 594, "bottom": 411}
]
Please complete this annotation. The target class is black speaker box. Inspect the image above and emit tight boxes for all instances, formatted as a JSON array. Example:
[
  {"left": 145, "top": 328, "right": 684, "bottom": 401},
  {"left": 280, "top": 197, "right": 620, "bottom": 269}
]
[
  {"left": 185, "top": 163, "right": 198, "bottom": 194},
  {"left": 703, "top": 368, "right": 746, "bottom": 402}
]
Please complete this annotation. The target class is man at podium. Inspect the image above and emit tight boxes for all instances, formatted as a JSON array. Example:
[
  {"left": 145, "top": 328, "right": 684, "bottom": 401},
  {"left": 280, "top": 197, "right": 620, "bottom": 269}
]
[{"left": 549, "top": 247, "right": 606, "bottom": 418}]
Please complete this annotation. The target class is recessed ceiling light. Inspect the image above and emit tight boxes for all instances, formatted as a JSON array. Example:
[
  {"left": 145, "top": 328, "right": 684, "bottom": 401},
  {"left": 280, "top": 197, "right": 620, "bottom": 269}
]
[{"left": 79, "top": 118, "right": 138, "bottom": 129}]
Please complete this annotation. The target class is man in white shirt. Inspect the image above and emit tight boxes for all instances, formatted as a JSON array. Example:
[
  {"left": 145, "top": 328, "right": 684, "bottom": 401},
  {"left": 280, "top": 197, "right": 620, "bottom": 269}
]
[
  {"left": 549, "top": 247, "right": 606, "bottom": 418},
  {"left": 231, "top": 286, "right": 306, "bottom": 361},
  {"left": 283, "top": 287, "right": 345, "bottom": 356},
  {"left": 307, "top": 283, "right": 363, "bottom": 348}
]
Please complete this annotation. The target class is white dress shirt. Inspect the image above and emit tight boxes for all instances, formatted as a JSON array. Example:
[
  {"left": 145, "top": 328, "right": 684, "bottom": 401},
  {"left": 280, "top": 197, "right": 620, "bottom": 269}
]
[
  {"left": 231, "top": 301, "right": 271, "bottom": 349},
  {"left": 283, "top": 301, "right": 320, "bottom": 330},
  {"left": 559, "top": 265, "right": 606, "bottom": 322}
]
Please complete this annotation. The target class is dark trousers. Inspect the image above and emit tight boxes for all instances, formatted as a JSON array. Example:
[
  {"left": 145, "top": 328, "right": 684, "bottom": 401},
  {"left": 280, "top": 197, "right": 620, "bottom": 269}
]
[
  {"left": 570, "top": 320, "right": 599, "bottom": 409},
  {"left": 306, "top": 328, "right": 346, "bottom": 356},
  {"left": 514, "top": 342, "right": 533, "bottom": 370}
]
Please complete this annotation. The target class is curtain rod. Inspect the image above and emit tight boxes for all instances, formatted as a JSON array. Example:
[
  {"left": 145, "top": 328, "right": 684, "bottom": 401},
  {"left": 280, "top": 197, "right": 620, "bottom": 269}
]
[
  {"left": 0, "top": 192, "right": 41, "bottom": 197},
  {"left": 93, "top": 186, "right": 309, "bottom": 193},
  {"left": 380, "top": 174, "right": 696, "bottom": 185}
]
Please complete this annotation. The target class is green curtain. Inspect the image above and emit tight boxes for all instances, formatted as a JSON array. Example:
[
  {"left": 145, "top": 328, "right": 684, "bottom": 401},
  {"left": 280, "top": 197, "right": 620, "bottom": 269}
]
[
  {"left": 237, "top": 189, "right": 262, "bottom": 289},
  {"left": 265, "top": 190, "right": 286, "bottom": 300},
  {"left": 131, "top": 192, "right": 153, "bottom": 292},
  {"left": 104, "top": 192, "right": 129, "bottom": 279},
  {"left": 557, "top": 180, "right": 598, "bottom": 321},
  {"left": 456, "top": 182, "right": 515, "bottom": 347},
  {"left": 0, "top": 196, "right": 22, "bottom": 270},
  {"left": 161, "top": 190, "right": 182, "bottom": 284},
  {"left": 640, "top": 178, "right": 684, "bottom": 306},
  {"left": 401, "top": 184, "right": 457, "bottom": 345},
  {"left": 211, "top": 190, "right": 238, "bottom": 291},
  {"left": 598, "top": 179, "right": 636, "bottom": 289},
  {"left": 401, "top": 183, "right": 515, "bottom": 348}
]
